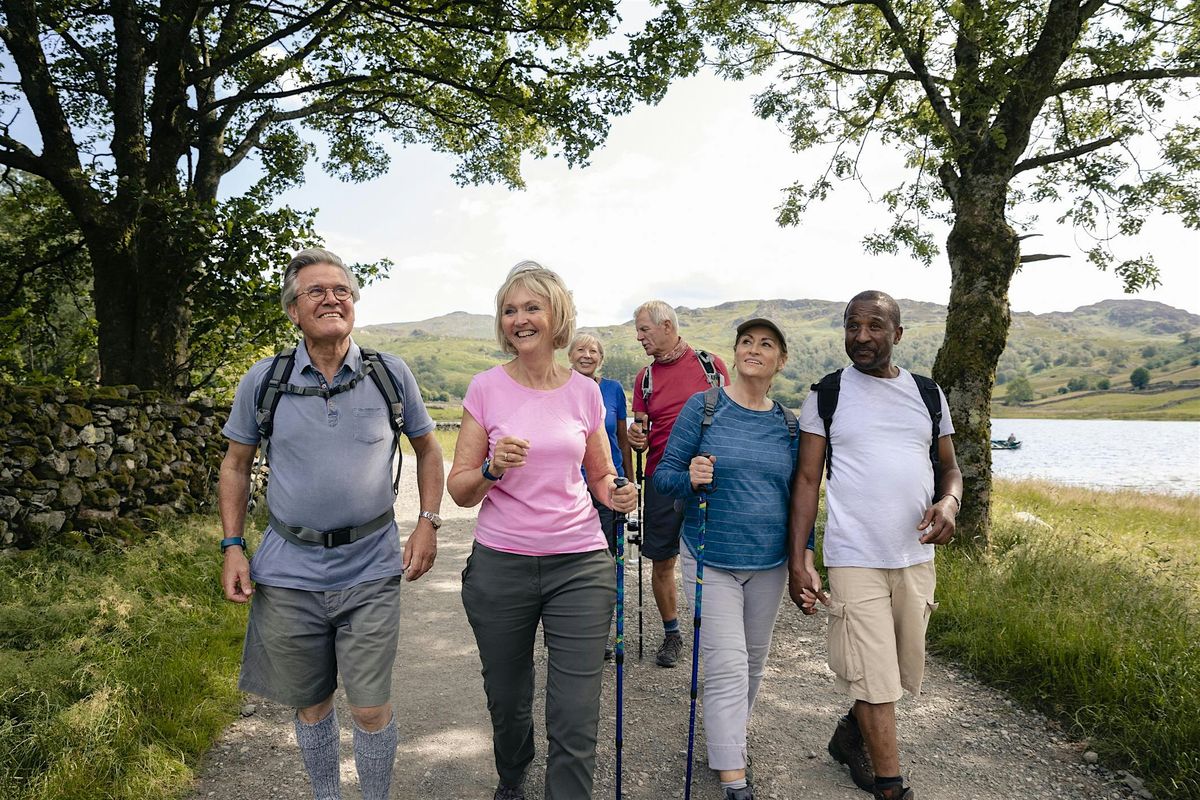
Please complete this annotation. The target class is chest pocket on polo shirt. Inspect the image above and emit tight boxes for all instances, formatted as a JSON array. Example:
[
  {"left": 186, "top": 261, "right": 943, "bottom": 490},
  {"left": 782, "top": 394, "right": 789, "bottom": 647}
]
[{"left": 353, "top": 407, "right": 388, "bottom": 444}]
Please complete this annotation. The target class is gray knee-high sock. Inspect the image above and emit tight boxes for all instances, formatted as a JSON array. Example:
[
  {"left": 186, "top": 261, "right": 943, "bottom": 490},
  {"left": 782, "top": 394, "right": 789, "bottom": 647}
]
[
  {"left": 294, "top": 708, "right": 342, "bottom": 800},
  {"left": 353, "top": 715, "right": 397, "bottom": 800}
]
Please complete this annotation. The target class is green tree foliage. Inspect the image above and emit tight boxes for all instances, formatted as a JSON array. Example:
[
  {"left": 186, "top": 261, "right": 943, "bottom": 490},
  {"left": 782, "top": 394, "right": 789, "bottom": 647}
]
[
  {"left": 688, "top": 0, "right": 1199, "bottom": 545},
  {"left": 0, "top": 0, "right": 696, "bottom": 393},
  {"left": 1005, "top": 375, "right": 1035, "bottom": 404},
  {"left": 0, "top": 174, "right": 96, "bottom": 383},
  {"left": 1130, "top": 366, "right": 1152, "bottom": 389}
]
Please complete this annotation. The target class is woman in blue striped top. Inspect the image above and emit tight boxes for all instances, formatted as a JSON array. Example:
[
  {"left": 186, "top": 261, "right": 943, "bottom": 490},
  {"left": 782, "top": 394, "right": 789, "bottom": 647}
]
[{"left": 654, "top": 317, "right": 813, "bottom": 800}]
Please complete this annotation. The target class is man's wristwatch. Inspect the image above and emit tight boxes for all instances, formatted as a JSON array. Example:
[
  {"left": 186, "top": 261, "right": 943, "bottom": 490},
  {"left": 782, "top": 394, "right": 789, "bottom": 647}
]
[
  {"left": 220, "top": 536, "right": 247, "bottom": 553},
  {"left": 419, "top": 511, "right": 442, "bottom": 530}
]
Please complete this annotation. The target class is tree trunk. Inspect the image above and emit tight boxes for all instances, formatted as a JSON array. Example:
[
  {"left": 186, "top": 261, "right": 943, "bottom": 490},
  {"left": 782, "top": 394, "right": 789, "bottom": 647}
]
[
  {"left": 88, "top": 201, "right": 202, "bottom": 394},
  {"left": 932, "top": 174, "right": 1020, "bottom": 550}
]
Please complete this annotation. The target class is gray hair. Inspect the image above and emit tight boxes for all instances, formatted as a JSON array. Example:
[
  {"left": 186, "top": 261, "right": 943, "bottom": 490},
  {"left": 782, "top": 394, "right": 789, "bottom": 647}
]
[
  {"left": 281, "top": 248, "right": 361, "bottom": 313},
  {"left": 633, "top": 300, "right": 678, "bottom": 329},
  {"left": 569, "top": 332, "right": 605, "bottom": 360}
]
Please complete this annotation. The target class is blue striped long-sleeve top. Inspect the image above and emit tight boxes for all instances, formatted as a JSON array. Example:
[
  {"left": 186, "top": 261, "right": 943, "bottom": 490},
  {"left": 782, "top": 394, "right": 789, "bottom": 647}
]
[{"left": 653, "top": 389, "right": 799, "bottom": 571}]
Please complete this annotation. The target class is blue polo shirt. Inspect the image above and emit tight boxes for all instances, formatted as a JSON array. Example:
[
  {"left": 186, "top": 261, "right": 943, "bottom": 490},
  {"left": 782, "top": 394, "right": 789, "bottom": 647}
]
[{"left": 223, "top": 339, "right": 434, "bottom": 591}]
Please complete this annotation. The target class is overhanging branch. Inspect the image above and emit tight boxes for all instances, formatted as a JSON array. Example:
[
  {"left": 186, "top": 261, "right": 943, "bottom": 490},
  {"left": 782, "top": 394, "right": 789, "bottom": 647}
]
[
  {"left": 1013, "top": 135, "right": 1119, "bottom": 174},
  {"left": 1054, "top": 67, "right": 1200, "bottom": 94}
]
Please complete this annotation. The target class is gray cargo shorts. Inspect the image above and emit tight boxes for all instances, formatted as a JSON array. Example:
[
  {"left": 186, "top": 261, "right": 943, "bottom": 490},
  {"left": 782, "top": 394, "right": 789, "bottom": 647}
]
[{"left": 239, "top": 574, "right": 402, "bottom": 709}]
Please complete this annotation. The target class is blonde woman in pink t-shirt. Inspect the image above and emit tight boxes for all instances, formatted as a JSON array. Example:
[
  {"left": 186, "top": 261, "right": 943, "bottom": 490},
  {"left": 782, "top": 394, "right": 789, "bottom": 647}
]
[{"left": 449, "top": 261, "right": 638, "bottom": 800}]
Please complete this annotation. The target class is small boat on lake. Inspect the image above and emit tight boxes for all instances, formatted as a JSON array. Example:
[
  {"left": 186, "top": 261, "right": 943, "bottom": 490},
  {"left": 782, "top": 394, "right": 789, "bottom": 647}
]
[{"left": 992, "top": 438, "right": 1022, "bottom": 450}]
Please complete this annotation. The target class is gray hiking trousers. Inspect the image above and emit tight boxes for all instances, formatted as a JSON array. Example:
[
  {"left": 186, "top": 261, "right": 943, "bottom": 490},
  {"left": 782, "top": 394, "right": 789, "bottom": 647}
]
[{"left": 462, "top": 541, "right": 615, "bottom": 799}]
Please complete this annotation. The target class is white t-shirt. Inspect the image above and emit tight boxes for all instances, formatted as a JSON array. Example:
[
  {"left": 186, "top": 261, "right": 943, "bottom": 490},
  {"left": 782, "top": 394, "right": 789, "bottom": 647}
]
[{"left": 799, "top": 366, "right": 954, "bottom": 569}]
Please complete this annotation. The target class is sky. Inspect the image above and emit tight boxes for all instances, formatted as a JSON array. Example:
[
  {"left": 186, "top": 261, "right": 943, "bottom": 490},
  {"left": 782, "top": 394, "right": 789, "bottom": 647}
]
[{"left": 285, "top": 72, "right": 1200, "bottom": 329}]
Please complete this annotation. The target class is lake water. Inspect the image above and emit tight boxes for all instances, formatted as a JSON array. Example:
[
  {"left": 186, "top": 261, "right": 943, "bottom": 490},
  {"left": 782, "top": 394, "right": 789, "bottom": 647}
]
[{"left": 988, "top": 418, "right": 1200, "bottom": 496}]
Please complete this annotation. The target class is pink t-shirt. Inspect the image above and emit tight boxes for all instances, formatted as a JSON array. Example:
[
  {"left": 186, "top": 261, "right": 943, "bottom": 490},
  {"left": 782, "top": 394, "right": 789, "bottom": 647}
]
[{"left": 464, "top": 366, "right": 608, "bottom": 556}]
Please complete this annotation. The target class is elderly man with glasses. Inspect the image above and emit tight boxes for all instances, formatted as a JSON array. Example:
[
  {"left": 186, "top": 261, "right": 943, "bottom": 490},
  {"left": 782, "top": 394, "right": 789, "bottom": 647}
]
[{"left": 218, "top": 248, "right": 445, "bottom": 800}]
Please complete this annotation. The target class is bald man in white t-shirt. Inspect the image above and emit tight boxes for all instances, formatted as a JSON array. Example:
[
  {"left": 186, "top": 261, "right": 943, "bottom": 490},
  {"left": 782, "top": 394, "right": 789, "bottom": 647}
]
[{"left": 787, "top": 290, "right": 964, "bottom": 800}]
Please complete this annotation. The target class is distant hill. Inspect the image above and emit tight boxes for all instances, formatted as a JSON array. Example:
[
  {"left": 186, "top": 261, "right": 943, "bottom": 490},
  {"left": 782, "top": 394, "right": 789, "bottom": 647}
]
[{"left": 357, "top": 299, "right": 1200, "bottom": 417}]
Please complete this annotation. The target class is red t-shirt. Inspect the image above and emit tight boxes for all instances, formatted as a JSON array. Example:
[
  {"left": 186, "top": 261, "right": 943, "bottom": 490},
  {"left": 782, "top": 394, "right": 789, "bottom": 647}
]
[{"left": 632, "top": 347, "right": 730, "bottom": 476}]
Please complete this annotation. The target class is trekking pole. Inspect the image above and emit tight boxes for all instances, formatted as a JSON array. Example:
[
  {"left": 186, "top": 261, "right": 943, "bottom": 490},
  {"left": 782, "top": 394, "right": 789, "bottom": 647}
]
[
  {"left": 684, "top": 454, "right": 714, "bottom": 800},
  {"left": 634, "top": 417, "right": 649, "bottom": 659},
  {"left": 613, "top": 476, "right": 629, "bottom": 800}
]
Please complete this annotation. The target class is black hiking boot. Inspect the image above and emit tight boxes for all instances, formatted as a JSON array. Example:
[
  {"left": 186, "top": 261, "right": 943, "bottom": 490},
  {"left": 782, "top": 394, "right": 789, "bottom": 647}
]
[
  {"left": 493, "top": 783, "right": 525, "bottom": 800},
  {"left": 828, "top": 712, "right": 874, "bottom": 792},
  {"left": 655, "top": 632, "right": 684, "bottom": 667},
  {"left": 724, "top": 785, "right": 754, "bottom": 800},
  {"left": 871, "top": 783, "right": 914, "bottom": 800}
]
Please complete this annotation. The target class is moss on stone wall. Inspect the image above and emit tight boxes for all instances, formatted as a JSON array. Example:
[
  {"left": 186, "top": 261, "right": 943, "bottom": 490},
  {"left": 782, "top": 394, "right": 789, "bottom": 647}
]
[{"left": 0, "top": 384, "right": 229, "bottom": 549}]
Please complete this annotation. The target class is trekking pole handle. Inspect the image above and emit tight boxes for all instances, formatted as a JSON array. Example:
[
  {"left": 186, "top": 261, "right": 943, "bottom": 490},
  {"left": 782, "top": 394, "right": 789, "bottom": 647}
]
[
  {"left": 699, "top": 452, "right": 716, "bottom": 492},
  {"left": 613, "top": 476, "right": 629, "bottom": 520}
]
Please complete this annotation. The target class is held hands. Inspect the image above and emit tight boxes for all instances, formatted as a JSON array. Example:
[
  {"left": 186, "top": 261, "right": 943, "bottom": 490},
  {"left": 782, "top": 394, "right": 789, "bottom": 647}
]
[
  {"left": 788, "top": 564, "right": 829, "bottom": 616},
  {"left": 491, "top": 435, "right": 530, "bottom": 478},
  {"left": 222, "top": 548, "right": 253, "bottom": 603},
  {"left": 688, "top": 454, "right": 716, "bottom": 492},
  {"left": 917, "top": 496, "right": 958, "bottom": 545},
  {"left": 610, "top": 479, "right": 638, "bottom": 514}
]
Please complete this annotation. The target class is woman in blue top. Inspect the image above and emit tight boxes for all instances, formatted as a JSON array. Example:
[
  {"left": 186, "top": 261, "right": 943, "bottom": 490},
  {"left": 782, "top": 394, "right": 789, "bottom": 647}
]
[
  {"left": 654, "top": 318, "right": 814, "bottom": 800},
  {"left": 569, "top": 332, "right": 632, "bottom": 549}
]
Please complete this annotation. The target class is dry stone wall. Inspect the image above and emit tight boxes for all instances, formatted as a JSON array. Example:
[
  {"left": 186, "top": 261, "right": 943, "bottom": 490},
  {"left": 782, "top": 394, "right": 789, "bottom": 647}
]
[{"left": 0, "top": 384, "right": 228, "bottom": 550}]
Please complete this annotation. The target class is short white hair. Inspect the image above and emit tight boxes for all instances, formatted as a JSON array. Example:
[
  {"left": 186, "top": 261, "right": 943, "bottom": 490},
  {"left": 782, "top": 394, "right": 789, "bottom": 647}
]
[
  {"left": 634, "top": 300, "right": 677, "bottom": 329},
  {"left": 281, "top": 248, "right": 360, "bottom": 312}
]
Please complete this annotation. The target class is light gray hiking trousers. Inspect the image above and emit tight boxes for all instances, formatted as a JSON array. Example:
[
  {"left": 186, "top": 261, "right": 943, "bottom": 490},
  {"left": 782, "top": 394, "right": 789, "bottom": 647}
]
[{"left": 681, "top": 551, "right": 787, "bottom": 771}]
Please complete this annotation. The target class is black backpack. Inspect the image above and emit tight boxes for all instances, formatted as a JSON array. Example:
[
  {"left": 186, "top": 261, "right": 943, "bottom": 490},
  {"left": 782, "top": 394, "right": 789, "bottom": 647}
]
[
  {"left": 811, "top": 368, "right": 943, "bottom": 482},
  {"left": 640, "top": 349, "right": 725, "bottom": 402},
  {"left": 254, "top": 346, "right": 407, "bottom": 494}
]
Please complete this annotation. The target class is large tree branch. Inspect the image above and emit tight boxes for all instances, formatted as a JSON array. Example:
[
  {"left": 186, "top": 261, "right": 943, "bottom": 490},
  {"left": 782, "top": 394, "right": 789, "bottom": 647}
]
[
  {"left": 774, "top": 42, "right": 930, "bottom": 83},
  {"left": 1054, "top": 67, "right": 1200, "bottom": 94},
  {"left": 1013, "top": 135, "right": 1120, "bottom": 173},
  {"left": 56, "top": 28, "right": 114, "bottom": 103},
  {"left": 0, "top": 0, "right": 105, "bottom": 223},
  {"left": 190, "top": 0, "right": 346, "bottom": 81},
  {"left": 109, "top": 0, "right": 151, "bottom": 211},
  {"left": 865, "top": 0, "right": 964, "bottom": 145}
]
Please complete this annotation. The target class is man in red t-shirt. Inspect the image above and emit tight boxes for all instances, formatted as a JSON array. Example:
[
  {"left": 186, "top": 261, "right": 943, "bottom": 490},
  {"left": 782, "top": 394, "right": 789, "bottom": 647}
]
[{"left": 628, "top": 300, "right": 730, "bottom": 667}]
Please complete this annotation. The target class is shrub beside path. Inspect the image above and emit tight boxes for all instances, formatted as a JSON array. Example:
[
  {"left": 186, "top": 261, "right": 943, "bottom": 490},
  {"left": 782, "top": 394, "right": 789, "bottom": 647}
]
[{"left": 187, "top": 467, "right": 1145, "bottom": 800}]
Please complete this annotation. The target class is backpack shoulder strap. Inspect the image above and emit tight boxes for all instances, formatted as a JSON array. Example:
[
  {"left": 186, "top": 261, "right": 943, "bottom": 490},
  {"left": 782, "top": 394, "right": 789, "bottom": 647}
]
[
  {"left": 779, "top": 403, "right": 799, "bottom": 439},
  {"left": 695, "top": 350, "right": 726, "bottom": 388},
  {"left": 700, "top": 386, "right": 721, "bottom": 429},
  {"left": 360, "top": 348, "right": 407, "bottom": 495},
  {"left": 911, "top": 373, "right": 943, "bottom": 486},
  {"left": 640, "top": 364, "right": 653, "bottom": 403},
  {"left": 360, "top": 348, "right": 405, "bottom": 434},
  {"left": 255, "top": 347, "right": 297, "bottom": 441},
  {"left": 810, "top": 369, "right": 843, "bottom": 479}
]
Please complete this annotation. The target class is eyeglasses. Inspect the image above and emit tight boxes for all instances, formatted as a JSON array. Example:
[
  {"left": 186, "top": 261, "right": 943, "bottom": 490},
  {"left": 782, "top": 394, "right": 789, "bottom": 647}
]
[{"left": 300, "top": 286, "right": 353, "bottom": 302}]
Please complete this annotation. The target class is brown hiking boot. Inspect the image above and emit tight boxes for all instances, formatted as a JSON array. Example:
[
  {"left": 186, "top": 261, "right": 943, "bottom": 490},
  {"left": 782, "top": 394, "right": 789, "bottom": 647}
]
[
  {"left": 827, "top": 713, "right": 874, "bottom": 792},
  {"left": 872, "top": 784, "right": 914, "bottom": 800}
]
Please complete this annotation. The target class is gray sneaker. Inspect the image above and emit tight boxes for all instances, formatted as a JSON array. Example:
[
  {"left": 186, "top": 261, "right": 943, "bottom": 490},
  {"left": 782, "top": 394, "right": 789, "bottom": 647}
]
[
  {"left": 655, "top": 632, "right": 684, "bottom": 667},
  {"left": 828, "top": 712, "right": 874, "bottom": 792},
  {"left": 724, "top": 786, "right": 754, "bottom": 800},
  {"left": 493, "top": 783, "right": 525, "bottom": 800}
]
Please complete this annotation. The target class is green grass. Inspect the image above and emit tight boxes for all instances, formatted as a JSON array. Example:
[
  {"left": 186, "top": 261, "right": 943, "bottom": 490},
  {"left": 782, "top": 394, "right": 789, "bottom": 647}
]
[
  {"left": 993, "top": 386, "right": 1200, "bottom": 419},
  {"left": 0, "top": 517, "right": 247, "bottom": 800},
  {"left": 928, "top": 480, "right": 1200, "bottom": 798}
]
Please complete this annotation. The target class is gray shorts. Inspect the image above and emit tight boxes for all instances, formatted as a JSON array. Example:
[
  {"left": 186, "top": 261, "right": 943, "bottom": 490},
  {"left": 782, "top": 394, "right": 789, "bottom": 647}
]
[
  {"left": 641, "top": 476, "right": 684, "bottom": 561},
  {"left": 239, "top": 575, "right": 402, "bottom": 709}
]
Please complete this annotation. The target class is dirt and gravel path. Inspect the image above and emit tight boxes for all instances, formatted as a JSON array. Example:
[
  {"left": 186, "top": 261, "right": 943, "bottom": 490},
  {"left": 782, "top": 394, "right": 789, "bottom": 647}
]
[{"left": 187, "top": 466, "right": 1148, "bottom": 800}]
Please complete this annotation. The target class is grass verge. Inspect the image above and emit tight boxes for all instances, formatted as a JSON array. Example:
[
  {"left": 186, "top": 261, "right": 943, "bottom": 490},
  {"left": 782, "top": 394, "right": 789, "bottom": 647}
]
[
  {"left": 0, "top": 516, "right": 247, "bottom": 800},
  {"left": 929, "top": 480, "right": 1199, "bottom": 799}
]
